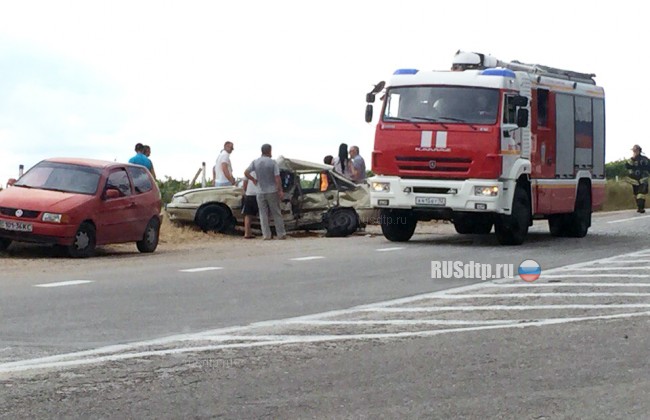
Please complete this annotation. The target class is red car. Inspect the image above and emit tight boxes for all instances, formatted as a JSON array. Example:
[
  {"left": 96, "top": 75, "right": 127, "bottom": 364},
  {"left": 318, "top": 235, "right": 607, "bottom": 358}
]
[{"left": 0, "top": 158, "right": 162, "bottom": 257}]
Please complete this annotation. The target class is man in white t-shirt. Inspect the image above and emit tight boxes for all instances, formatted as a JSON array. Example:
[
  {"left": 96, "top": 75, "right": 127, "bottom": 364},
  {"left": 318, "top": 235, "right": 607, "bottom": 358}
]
[{"left": 213, "top": 141, "right": 236, "bottom": 186}]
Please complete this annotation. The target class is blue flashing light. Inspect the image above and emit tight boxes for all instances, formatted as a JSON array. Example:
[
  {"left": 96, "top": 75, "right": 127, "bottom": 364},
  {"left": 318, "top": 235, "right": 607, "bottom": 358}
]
[
  {"left": 393, "top": 68, "right": 419, "bottom": 75},
  {"left": 481, "top": 68, "right": 516, "bottom": 78}
]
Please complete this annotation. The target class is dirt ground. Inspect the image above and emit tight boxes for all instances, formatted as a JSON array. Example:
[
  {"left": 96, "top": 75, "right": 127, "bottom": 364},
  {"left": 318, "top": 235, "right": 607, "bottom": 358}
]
[{"left": 0, "top": 214, "right": 454, "bottom": 269}]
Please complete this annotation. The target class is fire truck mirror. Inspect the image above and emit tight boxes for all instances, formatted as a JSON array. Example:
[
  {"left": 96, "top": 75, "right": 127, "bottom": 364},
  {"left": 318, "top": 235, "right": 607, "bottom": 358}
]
[
  {"left": 366, "top": 92, "right": 376, "bottom": 103},
  {"left": 371, "top": 81, "right": 386, "bottom": 94},
  {"left": 516, "top": 108, "right": 529, "bottom": 128},
  {"left": 365, "top": 104, "right": 374, "bottom": 123},
  {"left": 512, "top": 95, "right": 529, "bottom": 107}
]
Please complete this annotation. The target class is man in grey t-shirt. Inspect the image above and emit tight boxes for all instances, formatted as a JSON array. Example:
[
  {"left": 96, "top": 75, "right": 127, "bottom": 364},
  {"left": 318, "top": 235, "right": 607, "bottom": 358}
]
[{"left": 244, "top": 144, "right": 287, "bottom": 240}]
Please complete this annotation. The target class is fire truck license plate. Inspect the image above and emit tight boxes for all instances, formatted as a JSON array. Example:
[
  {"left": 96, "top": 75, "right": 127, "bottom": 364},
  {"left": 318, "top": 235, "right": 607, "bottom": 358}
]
[
  {"left": 415, "top": 196, "right": 446, "bottom": 206},
  {"left": 0, "top": 218, "right": 33, "bottom": 232}
]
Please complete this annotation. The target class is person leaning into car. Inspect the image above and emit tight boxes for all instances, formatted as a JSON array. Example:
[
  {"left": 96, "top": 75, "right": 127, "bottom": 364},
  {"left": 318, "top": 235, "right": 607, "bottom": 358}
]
[{"left": 244, "top": 144, "right": 286, "bottom": 240}]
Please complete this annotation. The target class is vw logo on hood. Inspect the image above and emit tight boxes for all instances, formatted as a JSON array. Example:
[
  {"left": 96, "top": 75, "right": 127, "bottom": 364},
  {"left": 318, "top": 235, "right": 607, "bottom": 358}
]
[{"left": 15, "top": 209, "right": 24, "bottom": 217}]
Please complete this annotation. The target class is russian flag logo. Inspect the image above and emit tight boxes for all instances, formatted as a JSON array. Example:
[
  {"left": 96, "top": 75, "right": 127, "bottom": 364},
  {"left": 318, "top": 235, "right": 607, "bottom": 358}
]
[{"left": 518, "top": 259, "right": 541, "bottom": 282}]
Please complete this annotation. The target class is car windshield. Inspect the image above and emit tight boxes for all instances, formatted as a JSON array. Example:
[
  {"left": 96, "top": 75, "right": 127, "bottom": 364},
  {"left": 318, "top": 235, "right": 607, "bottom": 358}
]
[
  {"left": 384, "top": 86, "right": 499, "bottom": 125},
  {"left": 14, "top": 161, "right": 102, "bottom": 195}
]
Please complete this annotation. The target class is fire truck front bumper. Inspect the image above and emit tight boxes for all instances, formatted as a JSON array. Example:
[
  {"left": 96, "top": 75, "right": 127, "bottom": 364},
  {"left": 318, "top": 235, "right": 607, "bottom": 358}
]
[{"left": 368, "top": 176, "right": 506, "bottom": 214}]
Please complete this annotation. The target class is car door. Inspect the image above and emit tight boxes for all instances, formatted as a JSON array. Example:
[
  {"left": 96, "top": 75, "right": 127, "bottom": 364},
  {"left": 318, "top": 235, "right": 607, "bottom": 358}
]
[
  {"left": 95, "top": 168, "right": 139, "bottom": 244},
  {"left": 126, "top": 165, "right": 157, "bottom": 235},
  {"left": 296, "top": 170, "right": 337, "bottom": 227}
]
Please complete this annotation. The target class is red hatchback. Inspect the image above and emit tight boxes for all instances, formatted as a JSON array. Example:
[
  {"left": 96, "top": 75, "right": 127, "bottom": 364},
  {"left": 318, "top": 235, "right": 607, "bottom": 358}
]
[{"left": 0, "top": 158, "right": 162, "bottom": 257}]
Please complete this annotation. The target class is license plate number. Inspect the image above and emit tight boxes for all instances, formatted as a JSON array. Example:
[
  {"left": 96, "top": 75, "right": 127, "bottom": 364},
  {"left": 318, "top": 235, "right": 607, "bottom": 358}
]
[
  {"left": 415, "top": 196, "right": 446, "bottom": 206},
  {"left": 0, "top": 218, "right": 33, "bottom": 232}
]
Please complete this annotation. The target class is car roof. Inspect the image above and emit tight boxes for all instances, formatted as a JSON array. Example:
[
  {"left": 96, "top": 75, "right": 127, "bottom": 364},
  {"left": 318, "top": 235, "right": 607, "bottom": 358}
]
[
  {"left": 277, "top": 156, "right": 333, "bottom": 173},
  {"left": 44, "top": 157, "right": 137, "bottom": 170}
]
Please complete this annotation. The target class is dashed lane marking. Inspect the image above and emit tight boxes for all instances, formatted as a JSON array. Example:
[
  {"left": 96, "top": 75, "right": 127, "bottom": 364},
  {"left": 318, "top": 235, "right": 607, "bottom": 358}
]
[
  {"left": 376, "top": 247, "right": 405, "bottom": 252},
  {"left": 33, "top": 280, "right": 93, "bottom": 288},
  {"left": 607, "top": 215, "right": 650, "bottom": 224},
  {"left": 290, "top": 256, "right": 325, "bottom": 261},
  {"left": 179, "top": 267, "right": 223, "bottom": 273}
]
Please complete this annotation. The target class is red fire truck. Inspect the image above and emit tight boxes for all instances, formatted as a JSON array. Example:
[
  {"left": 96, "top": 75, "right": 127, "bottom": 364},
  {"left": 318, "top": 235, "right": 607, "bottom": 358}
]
[{"left": 365, "top": 51, "right": 606, "bottom": 245}]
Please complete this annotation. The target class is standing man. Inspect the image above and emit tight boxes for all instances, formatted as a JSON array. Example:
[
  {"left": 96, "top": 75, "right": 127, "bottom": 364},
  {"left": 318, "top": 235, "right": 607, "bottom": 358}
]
[
  {"left": 349, "top": 145, "right": 367, "bottom": 183},
  {"left": 214, "top": 141, "right": 236, "bottom": 187},
  {"left": 128, "top": 143, "right": 153, "bottom": 173},
  {"left": 244, "top": 144, "right": 286, "bottom": 240},
  {"left": 625, "top": 144, "right": 650, "bottom": 213},
  {"left": 142, "top": 145, "right": 157, "bottom": 179}
]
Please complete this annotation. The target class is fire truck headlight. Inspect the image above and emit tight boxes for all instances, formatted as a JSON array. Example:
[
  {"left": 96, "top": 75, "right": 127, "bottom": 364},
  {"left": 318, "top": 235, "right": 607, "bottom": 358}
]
[
  {"left": 371, "top": 182, "right": 391, "bottom": 193},
  {"left": 474, "top": 186, "right": 499, "bottom": 196}
]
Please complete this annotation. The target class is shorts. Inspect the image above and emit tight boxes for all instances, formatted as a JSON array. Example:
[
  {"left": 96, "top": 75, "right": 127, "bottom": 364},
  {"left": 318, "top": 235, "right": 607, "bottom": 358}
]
[{"left": 242, "top": 195, "right": 259, "bottom": 216}]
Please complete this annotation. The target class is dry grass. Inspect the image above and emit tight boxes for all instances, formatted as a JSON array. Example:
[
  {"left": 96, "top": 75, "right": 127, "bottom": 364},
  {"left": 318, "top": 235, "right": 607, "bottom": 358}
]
[{"left": 602, "top": 180, "right": 636, "bottom": 212}]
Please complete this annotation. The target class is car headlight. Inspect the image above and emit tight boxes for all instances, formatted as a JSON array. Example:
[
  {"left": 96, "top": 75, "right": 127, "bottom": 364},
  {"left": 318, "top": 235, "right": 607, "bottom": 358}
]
[
  {"left": 371, "top": 182, "right": 391, "bottom": 193},
  {"left": 474, "top": 186, "right": 499, "bottom": 196},
  {"left": 42, "top": 212, "right": 67, "bottom": 223},
  {"left": 171, "top": 195, "right": 189, "bottom": 204}
]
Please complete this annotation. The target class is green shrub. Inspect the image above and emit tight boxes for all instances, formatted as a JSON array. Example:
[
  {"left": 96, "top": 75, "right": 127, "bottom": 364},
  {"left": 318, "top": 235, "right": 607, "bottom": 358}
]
[{"left": 605, "top": 159, "right": 628, "bottom": 180}]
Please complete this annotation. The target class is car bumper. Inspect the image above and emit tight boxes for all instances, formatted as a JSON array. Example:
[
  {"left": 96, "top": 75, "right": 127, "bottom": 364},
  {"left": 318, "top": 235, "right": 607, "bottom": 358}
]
[
  {"left": 166, "top": 204, "right": 199, "bottom": 223},
  {"left": 0, "top": 220, "right": 78, "bottom": 245}
]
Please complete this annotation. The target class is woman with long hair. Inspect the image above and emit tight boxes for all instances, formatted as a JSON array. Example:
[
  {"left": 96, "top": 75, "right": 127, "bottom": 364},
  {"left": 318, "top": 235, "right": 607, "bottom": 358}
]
[{"left": 332, "top": 143, "right": 351, "bottom": 178}]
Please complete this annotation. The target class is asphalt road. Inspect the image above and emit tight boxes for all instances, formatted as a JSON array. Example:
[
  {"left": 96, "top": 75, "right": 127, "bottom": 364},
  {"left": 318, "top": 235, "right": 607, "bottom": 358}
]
[{"left": 1, "top": 210, "right": 650, "bottom": 418}]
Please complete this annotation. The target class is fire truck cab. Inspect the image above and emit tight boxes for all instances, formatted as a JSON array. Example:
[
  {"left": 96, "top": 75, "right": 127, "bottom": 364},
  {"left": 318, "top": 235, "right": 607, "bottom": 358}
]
[{"left": 366, "top": 51, "right": 606, "bottom": 245}]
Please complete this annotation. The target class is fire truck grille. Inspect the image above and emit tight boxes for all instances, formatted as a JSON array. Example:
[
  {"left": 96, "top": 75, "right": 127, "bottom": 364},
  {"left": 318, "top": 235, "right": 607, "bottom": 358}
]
[
  {"left": 412, "top": 187, "right": 455, "bottom": 194},
  {"left": 395, "top": 156, "right": 472, "bottom": 173}
]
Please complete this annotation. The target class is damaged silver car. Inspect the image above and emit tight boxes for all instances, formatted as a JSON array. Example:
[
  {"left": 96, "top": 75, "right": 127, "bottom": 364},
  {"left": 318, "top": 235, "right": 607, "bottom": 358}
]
[{"left": 166, "top": 156, "right": 377, "bottom": 237}]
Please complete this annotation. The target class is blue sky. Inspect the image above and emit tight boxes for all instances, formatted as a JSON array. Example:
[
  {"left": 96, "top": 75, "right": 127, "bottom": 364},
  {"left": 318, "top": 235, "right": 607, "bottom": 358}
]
[{"left": 1, "top": 0, "right": 647, "bottom": 184}]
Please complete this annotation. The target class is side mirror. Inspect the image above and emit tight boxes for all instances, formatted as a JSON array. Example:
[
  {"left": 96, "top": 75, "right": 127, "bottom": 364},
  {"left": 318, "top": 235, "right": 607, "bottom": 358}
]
[
  {"left": 371, "top": 81, "right": 386, "bottom": 94},
  {"left": 104, "top": 188, "right": 121, "bottom": 200},
  {"left": 512, "top": 95, "right": 529, "bottom": 107},
  {"left": 366, "top": 92, "right": 376, "bottom": 103},
  {"left": 365, "top": 104, "right": 374, "bottom": 123},
  {"left": 517, "top": 109, "right": 529, "bottom": 128}
]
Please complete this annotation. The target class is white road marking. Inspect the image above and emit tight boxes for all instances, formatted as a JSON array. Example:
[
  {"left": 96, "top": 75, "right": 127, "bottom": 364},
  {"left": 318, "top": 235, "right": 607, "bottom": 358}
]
[
  {"left": 2, "top": 311, "right": 648, "bottom": 373},
  {"left": 494, "top": 283, "right": 650, "bottom": 288},
  {"left": 542, "top": 274, "right": 650, "bottom": 278},
  {"left": 179, "top": 267, "right": 223, "bottom": 273},
  {"left": 557, "top": 267, "right": 650, "bottom": 271},
  {"left": 34, "top": 280, "right": 93, "bottom": 288},
  {"left": 369, "top": 304, "right": 650, "bottom": 312},
  {"left": 607, "top": 215, "right": 650, "bottom": 224},
  {"left": 376, "top": 247, "right": 405, "bottom": 252},
  {"left": 4, "top": 248, "right": 650, "bottom": 374},
  {"left": 290, "top": 256, "right": 325, "bottom": 261},
  {"left": 283, "top": 319, "right": 514, "bottom": 326},
  {"left": 432, "top": 292, "right": 650, "bottom": 298}
]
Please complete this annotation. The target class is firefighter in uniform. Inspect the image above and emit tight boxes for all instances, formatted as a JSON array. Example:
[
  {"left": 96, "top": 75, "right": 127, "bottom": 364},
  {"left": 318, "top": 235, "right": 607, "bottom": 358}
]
[{"left": 625, "top": 144, "right": 650, "bottom": 213}]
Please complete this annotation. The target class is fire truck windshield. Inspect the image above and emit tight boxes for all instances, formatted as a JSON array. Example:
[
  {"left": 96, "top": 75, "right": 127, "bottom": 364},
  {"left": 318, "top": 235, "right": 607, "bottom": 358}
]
[{"left": 383, "top": 86, "right": 499, "bottom": 125}]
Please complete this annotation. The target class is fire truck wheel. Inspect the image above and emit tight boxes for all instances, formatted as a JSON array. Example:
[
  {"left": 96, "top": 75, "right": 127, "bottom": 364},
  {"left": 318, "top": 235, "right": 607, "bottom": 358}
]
[
  {"left": 380, "top": 209, "right": 417, "bottom": 242},
  {"left": 548, "top": 214, "right": 569, "bottom": 237},
  {"left": 566, "top": 185, "right": 591, "bottom": 238},
  {"left": 495, "top": 185, "right": 530, "bottom": 245}
]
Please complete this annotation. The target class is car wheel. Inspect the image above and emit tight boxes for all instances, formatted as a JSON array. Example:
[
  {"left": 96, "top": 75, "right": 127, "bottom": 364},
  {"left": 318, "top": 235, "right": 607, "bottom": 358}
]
[
  {"left": 495, "top": 185, "right": 530, "bottom": 245},
  {"left": 67, "top": 222, "right": 96, "bottom": 258},
  {"left": 325, "top": 208, "right": 359, "bottom": 237},
  {"left": 137, "top": 217, "right": 160, "bottom": 253},
  {"left": 380, "top": 209, "right": 417, "bottom": 242},
  {"left": 0, "top": 238, "right": 11, "bottom": 251},
  {"left": 196, "top": 204, "right": 231, "bottom": 233}
]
